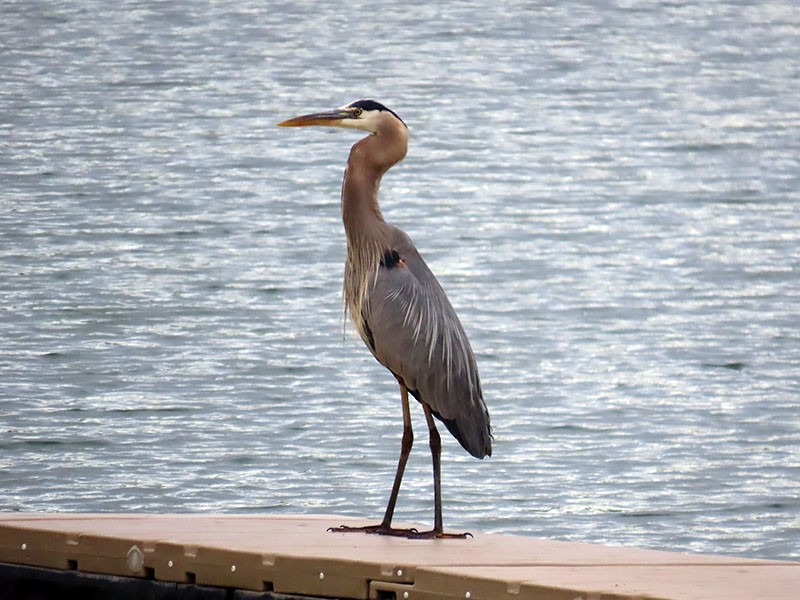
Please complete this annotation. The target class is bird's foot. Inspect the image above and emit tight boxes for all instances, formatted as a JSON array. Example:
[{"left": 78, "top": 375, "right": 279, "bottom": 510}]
[
  {"left": 404, "top": 529, "right": 473, "bottom": 540},
  {"left": 328, "top": 524, "right": 471, "bottom": 539},
  {"left": 328, "top": 523, "right": 420, "bottom": 537}
]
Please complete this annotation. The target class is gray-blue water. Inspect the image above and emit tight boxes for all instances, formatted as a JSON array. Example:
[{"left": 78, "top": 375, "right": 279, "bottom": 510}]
[{"left": 2, "top": 0, "right": 799, "bottom": 560}]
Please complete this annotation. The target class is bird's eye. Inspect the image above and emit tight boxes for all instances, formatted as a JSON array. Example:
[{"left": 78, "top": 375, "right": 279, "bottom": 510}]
[{"left": 352, "top": 108, "right": 363, "bottom": 117}]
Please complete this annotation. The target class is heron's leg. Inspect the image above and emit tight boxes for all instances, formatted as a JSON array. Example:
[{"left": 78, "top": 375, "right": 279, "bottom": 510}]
[
  {"left": 401, "top": 404, "right": 471, "bottom": 540},
  {"left": 328, "top": 382, "right": 419, "bottom": 536},
  {"left": 423, "top": 404, "right": 444, "bottom": 534},
  {"left": 379, "top": 381, "right": 414, "bottom": 528}
]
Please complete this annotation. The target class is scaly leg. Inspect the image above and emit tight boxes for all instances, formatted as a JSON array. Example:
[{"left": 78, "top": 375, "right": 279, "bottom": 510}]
[
  {"left": 329, "top": 382, "right": 420, "bottom": 536},
  {"left": 406, "top": 404, "right": 471, "bottom": 539}
]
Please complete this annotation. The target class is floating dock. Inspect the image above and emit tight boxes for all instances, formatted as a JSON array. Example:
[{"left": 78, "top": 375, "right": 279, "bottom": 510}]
[{"left": 1, "top": 513, "right": 798, "bottom": 599}]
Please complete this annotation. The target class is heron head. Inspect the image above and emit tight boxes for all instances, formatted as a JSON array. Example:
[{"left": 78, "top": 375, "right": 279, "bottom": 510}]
[{"left": 278, "top": 99, "right": 407, "bottom": 134}]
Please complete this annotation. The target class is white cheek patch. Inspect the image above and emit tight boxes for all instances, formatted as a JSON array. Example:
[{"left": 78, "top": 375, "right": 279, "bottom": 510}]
[{"left": 340, "top": 110, "right": 382, "bottom": 133}]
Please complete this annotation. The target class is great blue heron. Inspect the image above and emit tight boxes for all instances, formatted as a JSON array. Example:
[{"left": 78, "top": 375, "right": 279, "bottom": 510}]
[{"left": 278, "top": 99, "right": 491, "bottom": 539}]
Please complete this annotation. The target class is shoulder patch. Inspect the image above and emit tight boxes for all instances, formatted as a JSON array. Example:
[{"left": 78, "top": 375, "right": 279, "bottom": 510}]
[{"left": 380, "top": 249, "right": 403, "bottom": 269}]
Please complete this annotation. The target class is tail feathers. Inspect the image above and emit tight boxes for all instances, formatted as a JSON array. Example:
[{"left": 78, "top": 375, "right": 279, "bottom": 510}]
[
  {"left": 406, "top": 386, "right": 492, "bottom": 459},
  {"left": 438, "top": 412, "right": 492, "bottom": 459}
]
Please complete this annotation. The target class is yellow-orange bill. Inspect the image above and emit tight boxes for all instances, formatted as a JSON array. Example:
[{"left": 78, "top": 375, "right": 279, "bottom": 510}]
[{"left": 277, "top": 110, "right": 347, "bottom": 127}]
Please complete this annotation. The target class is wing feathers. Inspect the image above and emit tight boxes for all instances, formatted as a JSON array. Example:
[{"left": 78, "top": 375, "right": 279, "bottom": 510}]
[{"left": 361, "top": 233, "right": 492, "bottom": 459}]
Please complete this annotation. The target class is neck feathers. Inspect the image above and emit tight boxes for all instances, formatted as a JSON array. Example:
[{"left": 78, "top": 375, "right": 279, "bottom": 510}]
[
  {"left": 341, "top": 116, "right": 407, "bottom": 247},
  {"left": 340, "top": 116, "right": 408, "bottom": 335}
]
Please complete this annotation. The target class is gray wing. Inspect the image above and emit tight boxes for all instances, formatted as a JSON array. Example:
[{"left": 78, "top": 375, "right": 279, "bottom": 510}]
[{"left": 362, "top": 230, "right": 492, "bottom": 459}]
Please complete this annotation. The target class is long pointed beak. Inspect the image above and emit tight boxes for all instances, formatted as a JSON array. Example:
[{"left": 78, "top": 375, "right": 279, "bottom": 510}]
[{"left": 277, "top": 109, "right": 350, "bottom": 128}]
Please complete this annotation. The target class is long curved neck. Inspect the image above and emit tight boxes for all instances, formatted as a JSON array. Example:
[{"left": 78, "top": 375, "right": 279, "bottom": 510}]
[
  {"left": 341, "top": 141, "right": 386, "bottom": 246},
  {"left": 340, "top": 117, "right": 408, "bottom": 330},
  {"left": 340, "top": 118, "right": 408, "bottom": 249}
]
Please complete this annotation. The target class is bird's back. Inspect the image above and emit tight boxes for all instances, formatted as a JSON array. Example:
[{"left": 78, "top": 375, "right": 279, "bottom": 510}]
[{"left": 357, "top": 225, "right": 492, "bottom": 459}]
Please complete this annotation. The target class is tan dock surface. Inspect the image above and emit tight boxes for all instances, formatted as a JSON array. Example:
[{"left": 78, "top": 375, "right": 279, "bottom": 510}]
[{"left": 1, "top": 513, "right": 797, "bottom": 599}]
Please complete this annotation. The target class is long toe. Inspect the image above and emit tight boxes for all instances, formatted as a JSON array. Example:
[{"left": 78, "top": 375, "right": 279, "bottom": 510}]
[
  {"left": 405, "top": 529, "right": 473, "bottom": 540},
  {"left": 328, "top": 524, "right": 419, "bottom": 536}
]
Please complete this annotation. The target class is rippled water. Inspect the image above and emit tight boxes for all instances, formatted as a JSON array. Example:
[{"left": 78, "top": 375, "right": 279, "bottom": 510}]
[{"left": 2, "top": 0, "right": 799, "bottom": 560}]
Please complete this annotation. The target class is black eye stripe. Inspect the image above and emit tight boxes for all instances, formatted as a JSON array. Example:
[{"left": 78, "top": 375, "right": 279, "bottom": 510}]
[
  {"left": 350, "top": 99, "right": 387, "bottom": 112},
  {"left": 346, "top": 99, "right": 406, "bottom": 127}
]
